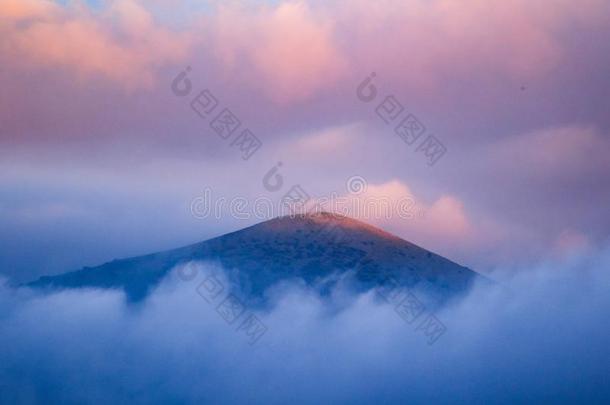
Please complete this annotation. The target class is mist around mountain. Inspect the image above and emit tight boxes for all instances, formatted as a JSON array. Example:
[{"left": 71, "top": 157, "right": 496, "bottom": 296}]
[{"left": 2, "top": 246, "right": 610, "bottom": 403}]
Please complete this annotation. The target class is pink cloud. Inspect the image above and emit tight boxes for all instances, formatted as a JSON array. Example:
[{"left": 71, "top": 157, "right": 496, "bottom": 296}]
[
  {"left": 0, "top": 0, "right": 191, "bottom": 89},
  {"left": 554, "top": 229, "right": 591, "bottom": 256},
  {"left": 191, "top": 0, "right": 609, "bottom": 105},
  {"left": 211, "top": 2, "right": 347, "bottom": 104},
  {"left": 0, "top": 0, "right": 56, "bottom": 20},
  {"left": 287, "top": 123, "right": 357, "bottom": 155},
  {"left": 341, "top": 0, "right": 609, "bottom": 90},
  {"left": 2, "top": 0, "right": 609, "bottom": 101},
  {"left": 423, "top": 195, "right": 472, "bottom": 238},
  {"left": 487, "top": 125, "right": 610, "bottom": 178},
  {"left": 357, "top": 181, "right": 473, "bottom": 242},
  {"left": 314, "top": 179, "right": 476, "bottom": 251}
]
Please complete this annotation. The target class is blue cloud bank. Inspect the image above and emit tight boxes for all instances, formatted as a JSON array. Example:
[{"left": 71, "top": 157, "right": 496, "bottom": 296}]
[{"left": 1, "top": 250, "right": 609, "bottom": 404}]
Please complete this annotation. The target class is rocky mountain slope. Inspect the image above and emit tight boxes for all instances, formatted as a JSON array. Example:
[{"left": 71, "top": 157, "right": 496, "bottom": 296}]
[{"left": 29, "top": 212, "right": 482, "bottom": 304}]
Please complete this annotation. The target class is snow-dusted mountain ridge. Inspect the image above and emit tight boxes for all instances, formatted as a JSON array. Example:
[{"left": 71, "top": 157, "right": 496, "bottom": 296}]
[{"left": 29, "top": 212, "right": 482, "bottom": 303}]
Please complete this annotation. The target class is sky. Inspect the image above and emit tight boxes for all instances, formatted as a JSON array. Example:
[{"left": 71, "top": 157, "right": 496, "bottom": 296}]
[
  {"left": 1, "top": 0, "right": 610, "bottom": 282},
  {"left": 1, "top": 2, "right": 610, "bottom": 402}
]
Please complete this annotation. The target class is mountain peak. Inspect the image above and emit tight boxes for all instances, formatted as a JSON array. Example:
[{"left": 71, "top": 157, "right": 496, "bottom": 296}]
[{"left": 258, "top": 211, "right": 403, "bottom": 243}]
